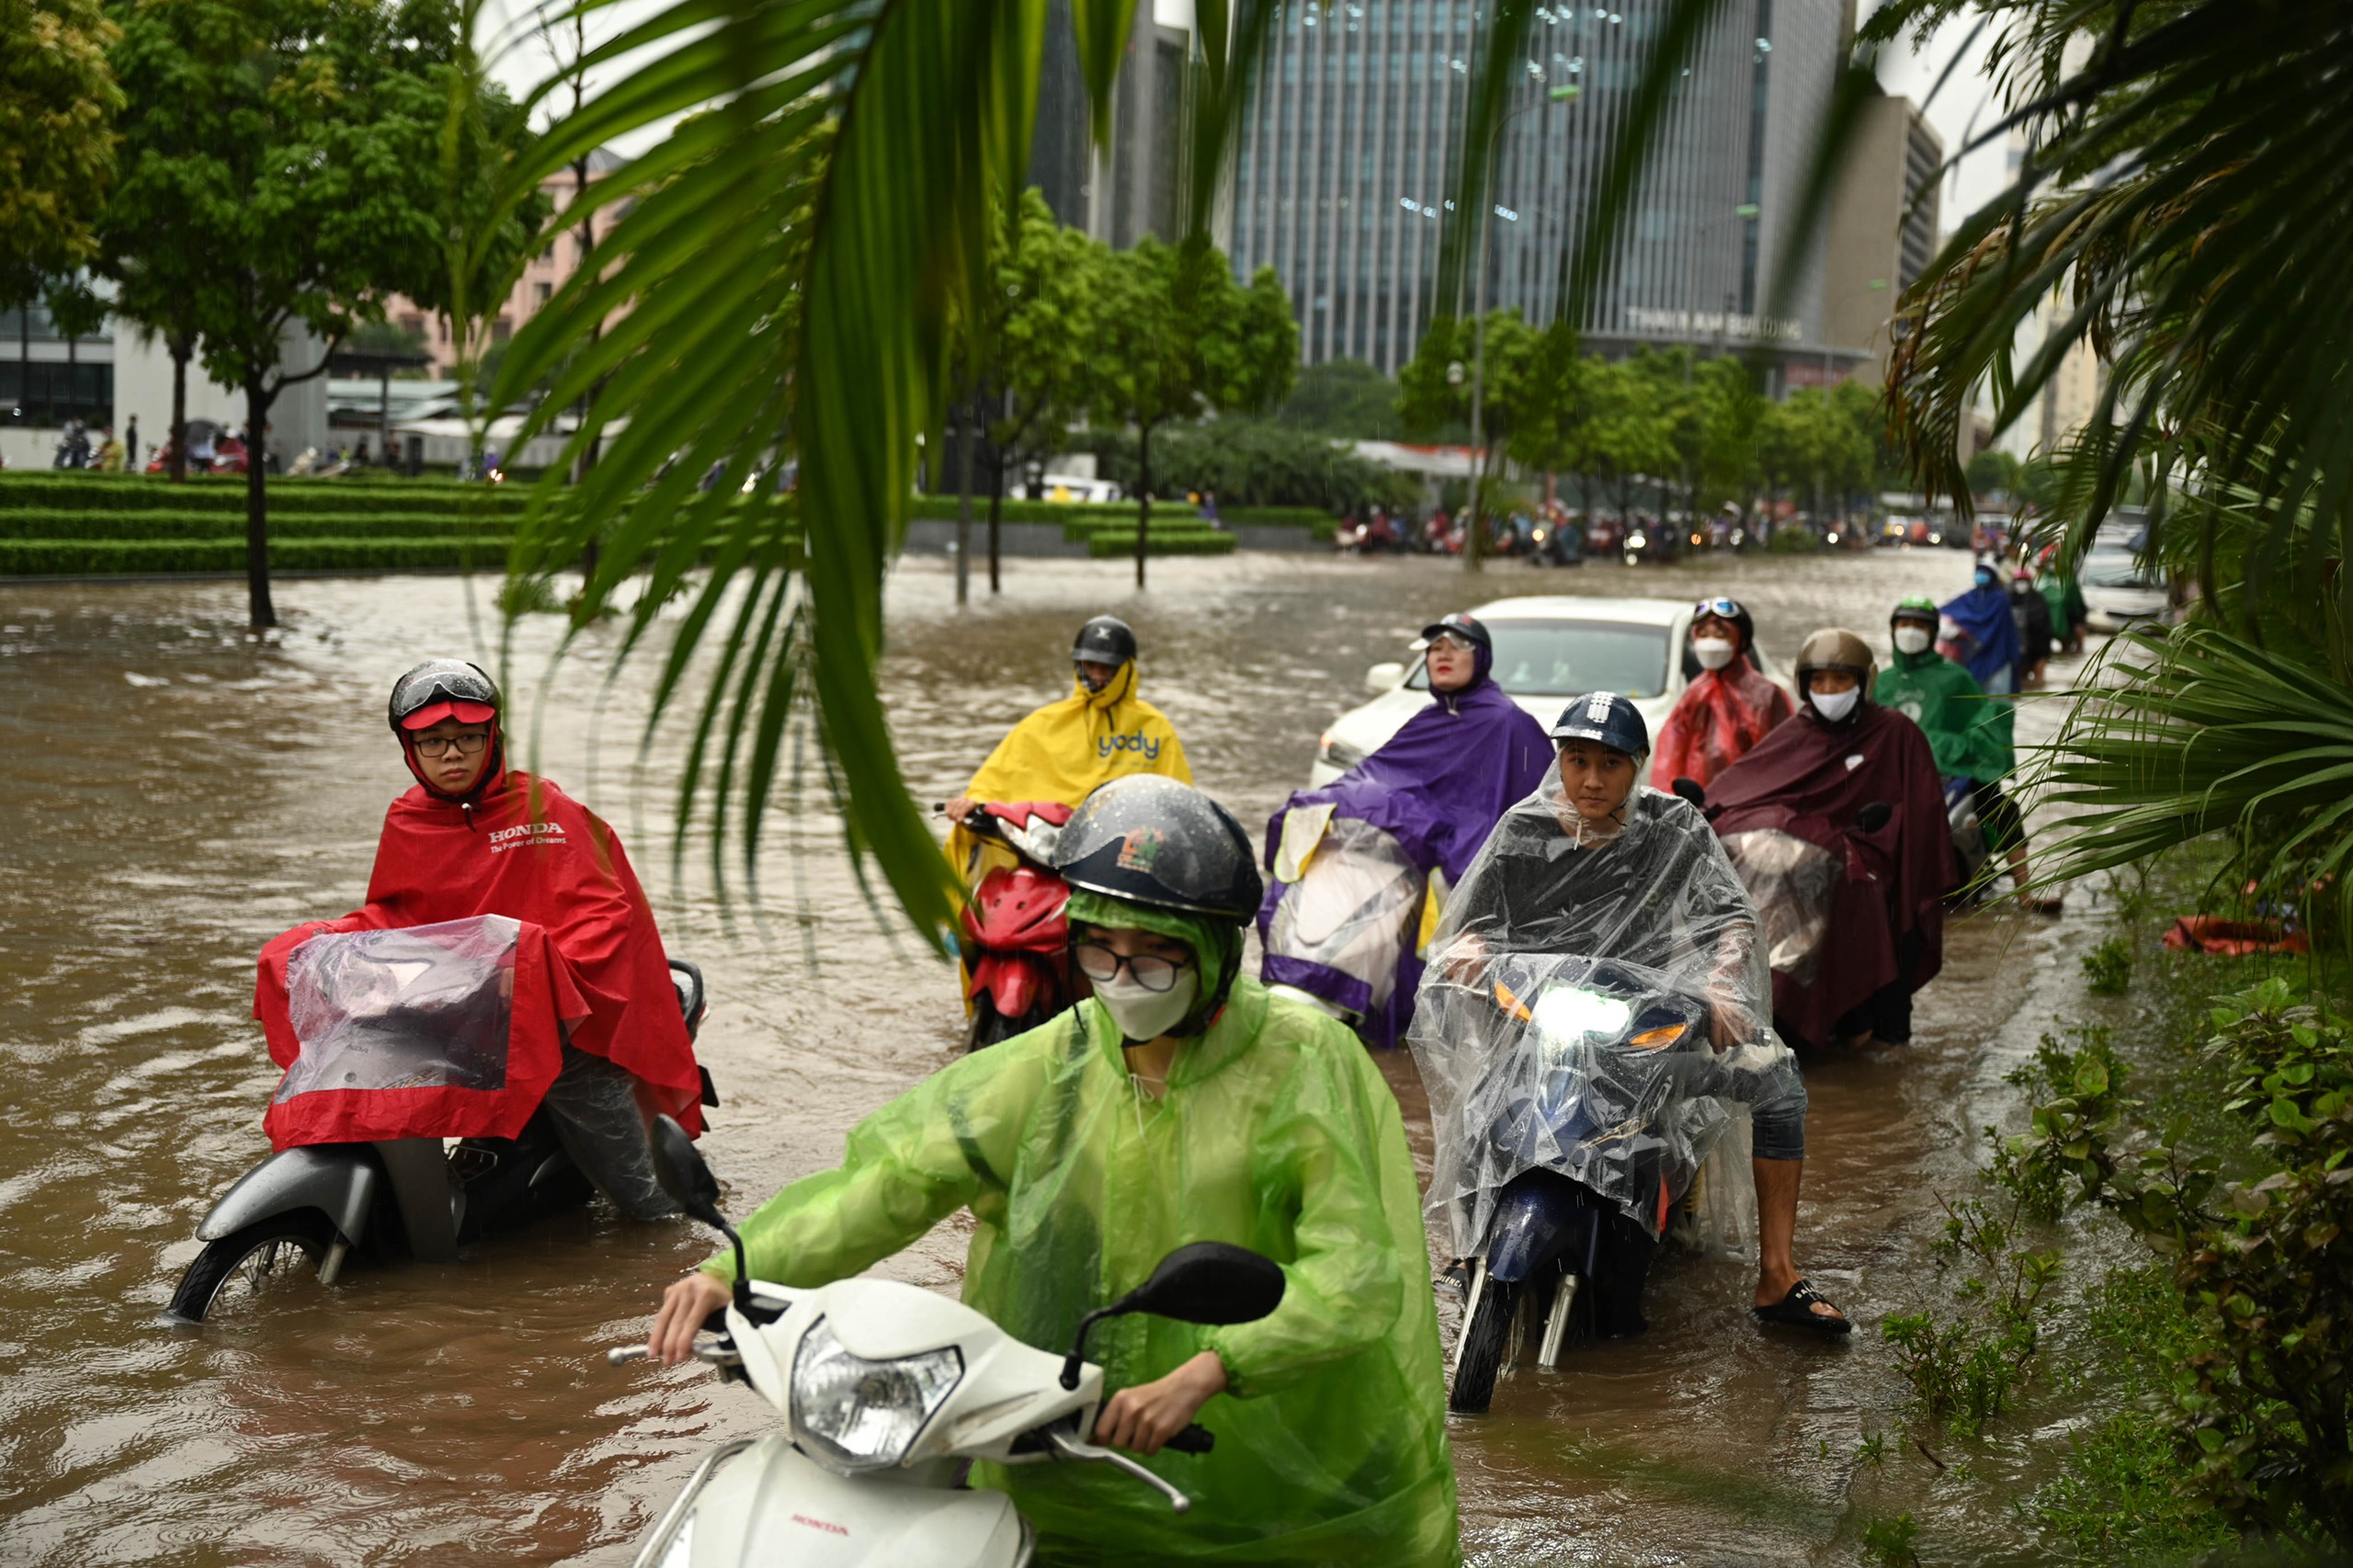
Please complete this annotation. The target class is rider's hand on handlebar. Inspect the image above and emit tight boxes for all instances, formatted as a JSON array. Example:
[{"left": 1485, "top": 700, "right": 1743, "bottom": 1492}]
[
  {"left": 1095, "top": 1350, "right": 1229, "bottom": 1457},
  {"left": 944, "top": 796, "right": 976, "bottom": 825},
  {"left": 650, "top": 1272, "right": 733, "bottom": 1366}
]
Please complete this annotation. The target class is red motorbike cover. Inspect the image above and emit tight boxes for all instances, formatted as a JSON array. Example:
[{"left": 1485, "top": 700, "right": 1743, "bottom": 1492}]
[
  {"left": 257, "top": 916, "right": 585, "bottom": 1149},
  {"left": 254, "top": 769, "right": 705, "bottom": 1140},
  {"left": 963, "top": 864, "right": 1071, "bottom": 1019}
]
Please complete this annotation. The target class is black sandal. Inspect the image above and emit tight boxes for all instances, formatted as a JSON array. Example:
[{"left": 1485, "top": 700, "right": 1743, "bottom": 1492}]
[{"left": 1753, "top": 1278, "right": 1853, "bottom": 1335}]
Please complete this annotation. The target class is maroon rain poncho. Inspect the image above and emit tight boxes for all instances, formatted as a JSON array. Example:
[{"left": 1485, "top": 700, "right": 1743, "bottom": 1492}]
[{"left": 1701, "top": 702, "right": 1953, "bottom": 1049}]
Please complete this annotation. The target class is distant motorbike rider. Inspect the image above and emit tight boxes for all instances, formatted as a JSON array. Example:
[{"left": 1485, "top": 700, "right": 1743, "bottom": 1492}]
[
  {"left": 2008, "top": 568, "right": 2053, "bottom": 687},
  {"left": 943, "top": 615, "right": 1191, "bottom": 878},
  {"left": 1879, "top": 596, "right": 2061, "bottom": 915},
  {"left": 1410, "top": 692, "right": 1847, "bottom": 1334},
  {"left": 1651, "top": 595, "right": 1796, "bottom": 791},
  {"left": 1938, "top": 560, "right": 2023, "bottom": 694},
  {"left": 1704, "top": 631, "right": 1954, "bottom": 1051},
  {"left": 253, "top": 660, "right": 706, "bottom": 1221},
  {"left": 1258, "top": 613, "right": 1552, "bottom": 1047},
  {"left": 649, "top": 776, "right": 1460, "bottom": 1565}
]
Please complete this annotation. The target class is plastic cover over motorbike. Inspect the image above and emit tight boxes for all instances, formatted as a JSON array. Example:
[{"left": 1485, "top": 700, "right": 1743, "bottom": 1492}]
[
  {"left": 946, "top": 662, "right": 1191, "bottom": 878},
  {"left": 1408, "top": 773, "right": 1805, "bottom": 1256},
  {"left": 1261, "top": 817, "right": 1425, "bottom": 1016},
  {"left": 260, "top": 915, "right": 586, "bottom": 1149},
  {"left": 708, "top": 979, "right": 1458, "bottom": 1567},
  {"left": 1720, "top": 829, "right": 1840, "bottom": 984}
]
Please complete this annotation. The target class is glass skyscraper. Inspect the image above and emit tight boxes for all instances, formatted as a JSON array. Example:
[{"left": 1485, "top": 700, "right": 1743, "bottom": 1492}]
[{"left": 1227, "top": 0, "right": 1850, "bottom": 380}]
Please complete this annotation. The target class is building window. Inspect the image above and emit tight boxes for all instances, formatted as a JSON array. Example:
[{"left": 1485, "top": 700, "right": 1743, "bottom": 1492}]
[
  {"left": 492, "top": 316, "right": 514, "bottom": 342},
  {"left": 0, "top": 360, "right": 114, "bottom": 426},
  {"left": 533, "top": 281, "right": 552, "bottom": 306}
]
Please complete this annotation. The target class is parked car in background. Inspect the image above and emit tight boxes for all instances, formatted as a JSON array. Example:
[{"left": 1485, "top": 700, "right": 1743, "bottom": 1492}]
[{"left": 2080, "top": 519, "right": 2168, "bottom": 631}]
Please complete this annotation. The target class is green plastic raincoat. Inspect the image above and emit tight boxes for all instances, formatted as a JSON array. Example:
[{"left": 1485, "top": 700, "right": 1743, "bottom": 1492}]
[
  {"left": 1875, "top": 649, "right": 2013, "bottom": 782},
  {"left": 708, "top": 977, "right": 1460, "bottom": 1567}
]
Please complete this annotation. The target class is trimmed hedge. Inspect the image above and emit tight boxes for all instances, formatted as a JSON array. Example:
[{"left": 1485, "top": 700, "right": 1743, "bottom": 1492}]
[
  {"left": 0, "top": 475, "right": 531, "bottom": 517},
  {"left": 0, "top": 508, "right": 532, "bottom": 541},
  {"left": 1084, "top": 530, "right": 1236, "bottom": 559},
  {"left": 1218, "top": 506, "right": 1329, "bottom": 528},
  {"left": 909, "top": 494, "right": 1135, "bottom": 528},
  {"left": 0, "top": 536, "right": 515, "bottom": 576}
]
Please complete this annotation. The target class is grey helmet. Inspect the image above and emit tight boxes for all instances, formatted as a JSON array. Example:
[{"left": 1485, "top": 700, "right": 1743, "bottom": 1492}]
[{"left": 1051, "top": 775, "right": 1262, "bottom": 923}]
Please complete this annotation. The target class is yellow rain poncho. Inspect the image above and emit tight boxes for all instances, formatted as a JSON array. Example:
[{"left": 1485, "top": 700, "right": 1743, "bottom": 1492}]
[
  {"left": 709, "top": 978, "right": 1460, "bottom": 1567},
  {"left": 948, "top": 660, "right": 1191, "bottom": 876}
]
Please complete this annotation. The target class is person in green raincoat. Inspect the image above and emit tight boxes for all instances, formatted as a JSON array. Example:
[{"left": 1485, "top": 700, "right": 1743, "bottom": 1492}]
[
  {"left": 1877, "top": 596, "right": 2060, "bottom": 913},
  {"left": 646, "top": 774, "right": 1459, "bottom": 1567}
]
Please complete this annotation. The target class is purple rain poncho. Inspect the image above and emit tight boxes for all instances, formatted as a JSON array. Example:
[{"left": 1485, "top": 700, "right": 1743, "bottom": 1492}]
[
  {"left": 1258, "top": 642, "right": 1554, "bottom": 1047},
  {"left": 1938, "top": 583, "right": 2021, "bottom": 692}
]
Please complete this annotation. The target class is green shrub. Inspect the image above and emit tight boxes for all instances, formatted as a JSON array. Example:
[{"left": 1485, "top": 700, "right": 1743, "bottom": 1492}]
[
  {"left": 2082, "top": 933, "right": 2134, "bottom": 994},
  {"left": 1220, "top": 506, "right": 1331, "bottom": 528},
  {"left": 0, "top": 508, "right": 529, "bottom": 541},
  {"left": 1768, "top": 525, "right": 1821, "bottom": 554},
  {"left": 0, "top": 536, "right": 514, "bottom": 576},
  {"left": 0, "top": 474, "right": 529, "bottom": 517},
  {"left": 907, "top": 494, "right": 1133, "bottom": 528},
  {"left": 1083, "top": 530, "right": 1236, "bottom": 559}
]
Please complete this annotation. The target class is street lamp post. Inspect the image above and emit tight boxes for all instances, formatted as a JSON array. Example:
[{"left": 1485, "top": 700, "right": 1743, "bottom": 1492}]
[{"left": 1464, "top": 82, "right": 1578, "bottom": 575}]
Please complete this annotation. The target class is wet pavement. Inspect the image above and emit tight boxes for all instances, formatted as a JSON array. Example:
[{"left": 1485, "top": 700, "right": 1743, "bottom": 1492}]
[{"left": 0, "top": 548, "right": 2100, "bottom": 1563}]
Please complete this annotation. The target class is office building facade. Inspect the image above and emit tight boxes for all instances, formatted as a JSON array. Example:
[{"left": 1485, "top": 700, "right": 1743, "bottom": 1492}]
[
  {"left": 1227, "top": 0, "right": 1861, "bottom": 382},
  {"left": 1822, "top": 82, "right": 1943, "bottom": 386}
]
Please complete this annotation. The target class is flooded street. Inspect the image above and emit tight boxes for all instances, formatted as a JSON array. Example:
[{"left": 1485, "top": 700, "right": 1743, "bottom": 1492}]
[{"left": 0, "top": 548, "right": 2097, "bottom": 1564}]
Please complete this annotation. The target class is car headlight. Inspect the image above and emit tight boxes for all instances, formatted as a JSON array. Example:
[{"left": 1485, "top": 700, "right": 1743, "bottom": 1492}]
[
  {"left": 1318, "top": 731, "right": 1367, "bottom": 771},
  {"left": 791, "top": 1317, "right": 962, "bottom": 1472}
]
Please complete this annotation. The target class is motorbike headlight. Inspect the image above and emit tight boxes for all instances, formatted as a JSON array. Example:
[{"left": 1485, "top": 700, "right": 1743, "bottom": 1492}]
[
  {"left": 790, "top": 1317, "right": 962, "bottom": 1472},
  {"left": 1531, "top": 985, "right": 1633, "bottom": 1052}
]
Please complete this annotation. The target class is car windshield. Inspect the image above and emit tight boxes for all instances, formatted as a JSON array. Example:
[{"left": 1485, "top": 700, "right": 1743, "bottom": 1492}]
[{"left": 1410, "top": 619, "right": 1672, "bottom": 699}]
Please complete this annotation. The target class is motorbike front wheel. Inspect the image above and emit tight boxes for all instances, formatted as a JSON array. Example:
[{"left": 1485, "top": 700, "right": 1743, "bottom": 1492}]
[
  {"left": 168, "top": 1210, "right": 338, "bottom": 1323},
  {"left": 1449, "top": 1276, "right": 1520, "bottom": 1415}
]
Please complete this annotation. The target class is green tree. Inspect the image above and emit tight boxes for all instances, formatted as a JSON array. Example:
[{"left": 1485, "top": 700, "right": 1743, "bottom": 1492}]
[
  {"left": 1399, "top": 308, "right": 1547, "bottom": 564},
  {"left": 1089, "top": 235, "right": 1296, "bottom": 586},
  {"left": 971, "top": 187, "right": 1099, "bottom": 593},
  {"left": 1276, "top": 358, "right": 1404, "bottom": 440},
  {"left": 0, "top": 0, "right": 119, "bottom": 318},
  {"left": 1964, "top": 446, "right": 2021, "bottom": 501}
]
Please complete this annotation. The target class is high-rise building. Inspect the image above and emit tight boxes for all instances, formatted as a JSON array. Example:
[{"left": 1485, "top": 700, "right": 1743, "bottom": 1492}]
[
  {"left": 1030, "top": 0, "right": 1195, "bottom": 248},
  {"left": 1822, "top": 82, "right": 1942, "bottom": 387},
  {"left": 1226, "top": 0, "right": 1862, "bottom": 384}
]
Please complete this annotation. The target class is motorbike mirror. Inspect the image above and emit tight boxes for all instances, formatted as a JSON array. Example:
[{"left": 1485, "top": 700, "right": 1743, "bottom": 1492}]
[
  {"left": 1365, "top": 661, "right": 1406, "bottom": 693},
  {"left": 1060, "top": 1243, "right": 1287, "bottom": 1390},
  {"left": 1669, "top": 777, "right": 1706, "bottom": 809},
  {"left": 1857, "top": 801, "right": 1893, "bottom": 834},
  {"left": 649, "top": 1115, "right": 726, "bottom": 1230}
]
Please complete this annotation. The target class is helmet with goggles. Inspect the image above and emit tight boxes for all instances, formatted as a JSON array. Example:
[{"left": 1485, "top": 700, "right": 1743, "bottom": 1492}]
[{"left": 389, "top": 659, "right": 500, "bottom": 733}]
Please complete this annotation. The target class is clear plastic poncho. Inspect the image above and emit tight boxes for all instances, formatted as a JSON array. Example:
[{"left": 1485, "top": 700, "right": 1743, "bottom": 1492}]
[
  {"left": 276, "top": 915, "right": 520, "bottom": 1101},
  {"left": 1263, "top": 814, "right": 1427, "bottom": 1016},
  {"left": 1407, "top": 770, "right": 1805, "bottom": 1257}
]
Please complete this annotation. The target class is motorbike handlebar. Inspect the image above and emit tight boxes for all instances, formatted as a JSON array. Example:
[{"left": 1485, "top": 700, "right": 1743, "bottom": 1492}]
[{"left": 1165, "top": 1424, "right": 1215, "bottom": 1455}]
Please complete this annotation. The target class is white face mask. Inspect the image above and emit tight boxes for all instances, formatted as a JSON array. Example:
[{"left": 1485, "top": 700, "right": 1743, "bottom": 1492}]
[
  {"left": 1893, "top": 625, "right": 1932, "bottom": 655},
  {"left": 1810, "top": 687, "right": 1861, "bottom": 722},
  {"left": 1095, "top": 968, "right": 1201, "bottom": 1045},
  {"left": 1691, "top": 638, "right": 1737, "bottom": 672}
]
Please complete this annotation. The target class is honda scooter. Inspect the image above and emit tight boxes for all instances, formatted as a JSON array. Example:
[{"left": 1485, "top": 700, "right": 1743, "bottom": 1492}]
[
  {"left": 1445, "top": 955, "right": 1716, "bottom": 1414},
  {"left": 610, "top": 1119, "right": 1285, "bottom": 1568},
  {"left": 949, "top": 801, "right": 1076, "bottom": 1051},
  {"left": 169, "top": 956, "right": 712, "bottom": 1323}
]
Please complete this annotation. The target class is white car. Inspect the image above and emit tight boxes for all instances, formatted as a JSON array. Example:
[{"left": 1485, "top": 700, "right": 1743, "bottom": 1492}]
[
  {"left": 1309, "top": 597, "right": 1791, "bottom": 786},
  {"left": 2078, "top": 520, "right": 2168, "bottom": 631}
]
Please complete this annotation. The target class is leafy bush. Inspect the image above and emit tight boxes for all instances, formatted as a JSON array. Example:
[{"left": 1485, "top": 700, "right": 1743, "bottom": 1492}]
[
  {"left": 2082, "top": 934, "right": 2133, "bottom": 994},
  {"left": 0, "top": 537, "right": 514, "bottom": 575},
  {"left": 1083, "top": 418, "right": 1417, "bottom": 515},
  {"left": 1767, "top": 525, "right": 1821, "bottom": 554},
  {"left": 0, "top": 509, "right": 528, "bottom": 541},
  {"left": 0, "top": 474, "right": 529, "bottom": 517},
  {"left": 1083, "top": 530, "right": 1235, "bottom": 559},
  {"left": 2011, "top": 981, "right": 2353, "bottom": 1551}
]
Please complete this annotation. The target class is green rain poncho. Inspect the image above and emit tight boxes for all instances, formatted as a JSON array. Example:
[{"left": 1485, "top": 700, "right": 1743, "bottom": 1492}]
[
  {"left": 708, "top": 901, "right": 1459, "bottom": 1568},
  {"left": 1876, "top": 648, "right": 2014, "bottom": 782}
]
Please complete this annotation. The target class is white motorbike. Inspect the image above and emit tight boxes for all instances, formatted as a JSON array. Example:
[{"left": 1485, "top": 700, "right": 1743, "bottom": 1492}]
[{"left": 611, "top": 1118, "right": 1287, "bottom": 1567}]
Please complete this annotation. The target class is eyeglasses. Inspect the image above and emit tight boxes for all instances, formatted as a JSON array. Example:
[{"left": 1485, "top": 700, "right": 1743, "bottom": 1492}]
[
  {"left": 412, "top": 733, "right": 491, "bottom": 758},
  {"left": 1694, "top": 597, "right": 1744, "bottom": 619},
  {"left": 1074, "top": 942, "right": 1194, "bottom": 993}
]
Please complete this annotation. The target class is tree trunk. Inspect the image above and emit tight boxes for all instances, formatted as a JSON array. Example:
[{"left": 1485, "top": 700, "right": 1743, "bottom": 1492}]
[
  {"left": 244, "top": 376, "right": 276, "bottom": 629},
  {"left": 168, "top": 340, "right": 189, "bottom": 484},
  {"left": 1134, "top": 423, "right": 1152, "bottom": 590},
  {"left": 954, "top": 396, "right": 973, "bottom": 606},
  {"left": 987, "top": 449, "right": 1006, "bottom": 595}
]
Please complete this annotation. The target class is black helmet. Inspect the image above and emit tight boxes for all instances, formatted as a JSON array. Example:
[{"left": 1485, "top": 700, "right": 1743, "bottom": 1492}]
[
  {"left": 1419, "top": 612, "right": 1492, "bottom": 653},
  {"left": 1072, "top": 616, "right": 1137, "bottom": 667},
  {"left": 1690, "top": 595, "right": 1756, "bottom": 651},
  {"left": 1550, "top": 690, "right": 1651, "bottom": 757},
  {"left": 388, "top": 659, "right": 501, "bottom": 734},
  {"left": 1051, "top": 775, "right": 1262, "bottom": 922}
]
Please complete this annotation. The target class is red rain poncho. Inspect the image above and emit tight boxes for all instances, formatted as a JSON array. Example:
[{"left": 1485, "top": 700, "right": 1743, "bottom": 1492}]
[
  {"left": 1650, "top": 655, "right": 1795, "bottom": 791},
  {"left": 1702, "top": 704, "right": 1954, "bottom": 1049},
  {"left": 256, "top": 769, "right": 703, "bottom": 1150}
]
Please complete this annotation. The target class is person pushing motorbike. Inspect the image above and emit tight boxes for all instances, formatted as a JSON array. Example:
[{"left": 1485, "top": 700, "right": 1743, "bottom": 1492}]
[
  {"left": 1257, "top": 613, "right": 1552, "bottom": 1047},
  {"left": 943, "top": 615, "right": 1191, "bottom": 875},
  {"left": 650, "top": 776, "right": 1458, "bottom": 1564},
  {"left": 253, "top": 661, "right": 706, "bottom": 1223},
  {"left": 1704, "top": 631, "right": 1953, "bottom": 1051},
  {"left": 1411, "top": 693, "right": 1847, "bottom": 1334},
  {"left": 1651, "top": 596, "right": 1795, "bottom": 791},
  {"left": 1879, "top": 595, "right": 2061, "bottom": 914}
]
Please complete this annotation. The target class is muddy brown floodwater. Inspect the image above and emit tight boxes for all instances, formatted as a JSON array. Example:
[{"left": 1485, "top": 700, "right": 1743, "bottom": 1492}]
[{"left": 1, "top": 550, "right": 2105, "bottom": 1565}]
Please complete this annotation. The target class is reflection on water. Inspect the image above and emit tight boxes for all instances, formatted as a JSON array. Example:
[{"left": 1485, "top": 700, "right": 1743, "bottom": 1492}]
[{"left": 0, "top": 551, "right": 2090, "bottom": 1563}]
